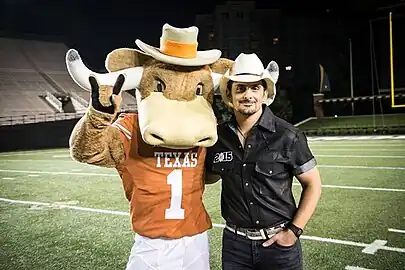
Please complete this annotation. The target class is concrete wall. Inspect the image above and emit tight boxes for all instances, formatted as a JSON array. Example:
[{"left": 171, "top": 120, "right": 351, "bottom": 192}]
[{"left": 0, "top": 118, "right": 79, "bottom": 152}]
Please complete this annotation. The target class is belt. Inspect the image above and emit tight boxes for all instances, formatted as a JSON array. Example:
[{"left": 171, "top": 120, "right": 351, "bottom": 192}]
[{"left": 225, "top": 221, "right": 288, "bottom": 241}]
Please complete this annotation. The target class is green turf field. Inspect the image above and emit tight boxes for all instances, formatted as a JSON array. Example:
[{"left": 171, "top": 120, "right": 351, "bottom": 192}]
[
  {"left": 1, "top": 137, "right": 405, "bottom": 270},
  {"left": 297, "top": 114, "right": 405, "bottom": 130}
]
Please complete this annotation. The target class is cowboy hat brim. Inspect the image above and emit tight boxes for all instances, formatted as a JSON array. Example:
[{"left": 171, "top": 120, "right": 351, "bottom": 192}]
[
  {"left": 219, "top": 69, "right": 277, "bottom": 107},
  {"left": 135, "top": 39, "right": 221, "bottom": 66}
]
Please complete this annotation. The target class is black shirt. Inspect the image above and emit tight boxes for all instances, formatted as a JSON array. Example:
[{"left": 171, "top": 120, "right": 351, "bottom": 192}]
[{"left": 205, "top": 105, "right": 317, "bottom": 228}]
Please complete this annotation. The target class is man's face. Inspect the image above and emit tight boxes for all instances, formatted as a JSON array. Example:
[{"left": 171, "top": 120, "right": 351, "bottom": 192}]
[{"left": 230, "top": 81, "right": 266, "bottom": 116}]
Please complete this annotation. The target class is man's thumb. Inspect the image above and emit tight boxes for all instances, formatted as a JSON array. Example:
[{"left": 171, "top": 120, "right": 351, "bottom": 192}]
[{"left": 262, "top": 236, "right": 277, "bottom": 247}]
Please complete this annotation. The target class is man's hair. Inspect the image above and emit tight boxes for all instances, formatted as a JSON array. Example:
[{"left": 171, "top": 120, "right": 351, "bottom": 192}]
[{"left": 226, "top": 79, "right": 267, "bottom": 100}]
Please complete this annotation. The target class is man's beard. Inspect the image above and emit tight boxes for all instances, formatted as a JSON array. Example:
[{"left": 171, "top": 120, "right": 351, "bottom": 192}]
[{"left": 237, "top": 101, "right": 260, "bottom": 116}]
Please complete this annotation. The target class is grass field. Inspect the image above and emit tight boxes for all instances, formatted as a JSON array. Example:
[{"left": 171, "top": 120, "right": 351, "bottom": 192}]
[
  {"left": 1, "top": 136, "right": 405, "bottom": 270},
  {"left": 297, "top": 114, "right": 405, "bottom": 130}
]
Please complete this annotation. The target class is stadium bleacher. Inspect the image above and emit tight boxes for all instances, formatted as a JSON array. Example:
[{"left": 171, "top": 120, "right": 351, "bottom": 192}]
[{"left": 0, "top": 37, "right": 137, "bottom": 125}]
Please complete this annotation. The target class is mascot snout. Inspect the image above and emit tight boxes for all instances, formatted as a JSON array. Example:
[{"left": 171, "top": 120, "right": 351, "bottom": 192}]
[{"left": 137, "top": 92, "right": 218, "bottom": 149}]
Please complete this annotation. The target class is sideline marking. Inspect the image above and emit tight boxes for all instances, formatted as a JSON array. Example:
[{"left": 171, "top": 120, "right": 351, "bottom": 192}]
[
  {"left": 388, "top": 228, "right": 405, "bottom": 234},
  {"left": 361, "top": 240, "right": 387, "bottom": 254},
  {"left": 345, "top": 266, "right": 374, "bottom": 270},
  {"left": 316, "top": 154, "right": 405, "bottom": 158},
  {"left": 318, "top": 165, "right": 405, "bottom": 170},
  {"left": 0, "top": 150, "right": 67, "bottom": 157}
]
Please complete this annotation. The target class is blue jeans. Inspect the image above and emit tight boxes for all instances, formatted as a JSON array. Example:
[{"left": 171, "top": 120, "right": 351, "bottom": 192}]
[{"left": 222, "top": 228, "right": 303, "bottom": 270}]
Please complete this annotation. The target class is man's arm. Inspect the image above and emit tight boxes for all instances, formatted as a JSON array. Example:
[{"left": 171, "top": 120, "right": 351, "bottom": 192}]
[
  {"left": 263, "top": 131, "right": 321, "bottom": 247},
  {"left": 288, "top": 131, "right": 322, "bottom": 230},
  {"left": 291, "top": 166, "right": 322, "bottom": 230}
]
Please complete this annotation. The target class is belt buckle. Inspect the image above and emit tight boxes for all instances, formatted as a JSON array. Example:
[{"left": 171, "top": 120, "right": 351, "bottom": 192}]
[
  {"left": 266, "top": 222, "right": 287, "bottom": 236},
  {"left": 245, "top": 228, "right": 256, "bottom": 239}
]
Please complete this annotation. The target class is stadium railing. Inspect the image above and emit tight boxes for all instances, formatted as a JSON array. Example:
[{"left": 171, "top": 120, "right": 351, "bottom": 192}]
[
  {"left": 0, "top": 112, "right": 86, "bottom": 126},
  {"left": 0, "top": 104, "right": 138, "bottom": 126}
]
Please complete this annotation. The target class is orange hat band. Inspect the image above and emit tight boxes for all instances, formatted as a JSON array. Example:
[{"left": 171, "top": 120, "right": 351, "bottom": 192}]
[{"left": 160, "top": 39, "right": 198, "bottom": 59}]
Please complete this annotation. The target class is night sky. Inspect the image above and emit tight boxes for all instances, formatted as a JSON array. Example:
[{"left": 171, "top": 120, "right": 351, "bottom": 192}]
[
  {"left": 2, "top": 0, "right": 402, "bottom": 69},
  {"left": 1, "top": 0, "right": 404, "bottom": 119}
]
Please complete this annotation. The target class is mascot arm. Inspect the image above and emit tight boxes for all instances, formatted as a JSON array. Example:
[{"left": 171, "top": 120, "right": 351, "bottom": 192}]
[
  {"left": 69, "top": 75, "right": 129, "bottom": 168},
  {"left": 204, "top": 170, "right": 221, "bottom": 184}
]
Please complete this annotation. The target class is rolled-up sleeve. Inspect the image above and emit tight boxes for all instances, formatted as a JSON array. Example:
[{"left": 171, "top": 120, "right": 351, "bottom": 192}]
[{"left": 289, "top": 131, "right": 317, "bottom": 176}]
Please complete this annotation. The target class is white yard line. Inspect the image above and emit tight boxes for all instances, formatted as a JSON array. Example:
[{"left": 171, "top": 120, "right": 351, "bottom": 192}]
[
  {"left": 309, "top": 143, "right": 405, "bottom": 146},
  {"left": 345, "top": 266, "right": 375, "bottom": 270},
  {"left": 313, "top": 148, "right": 405, "bottom": 152},
  {"left": 300, "top": 184, "right": 405, "bottom": 193},
  {"left": 361, "top": 240, "right": 387, "bottom": 254},
  {"left": 1, "top": 197, "right": 404, "bottom": 254},
  {"left": 0, "top": 150, "right": 68, "bottom": 157},
  {"left": 316, "top": 154, "right": 405, "bottom": 158},
  {"left": 308, "top": 135, "right": 405, "bottom": 141},
  {"left": 0, "top": 160, "right": 71, "bottom": 162},
  {"left": 318, "top": 165, "right": 405, "bottom": 170},
  {"left": 388, "top": 228, "right": 405, "bottom": 234},
  {"left": 1, "top": 169, "right": 404, "bottom": 192},
  {"left": 0, "top": 169, "right": 116, "bottom": 177}
]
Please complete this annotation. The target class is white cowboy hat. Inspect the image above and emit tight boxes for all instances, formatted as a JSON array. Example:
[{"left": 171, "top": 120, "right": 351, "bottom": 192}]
[
  {"left": 135, "top": 23, "right": 221, "bottom": 66},
  {"left": 219, "top": 53, "right": 279, "bottom": 106}
]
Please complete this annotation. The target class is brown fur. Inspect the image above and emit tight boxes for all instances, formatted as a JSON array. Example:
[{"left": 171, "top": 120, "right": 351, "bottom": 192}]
[
  {"left": 69, "top": 107, "right": 125, "bottom": 167},
  {"left": 70, "top": 48, "right": 233, "bottom": 168},
  {"left": 98, "top": 85, "right": 114, "bottom": 107},
  {"left": 138, "top": 60, "right": 215, "bottom": 103},
  {"left": 106, "top": 48, "right": 152, "bottom": 72},
  {"left": 106, "top": 50, "right": 234, "bottom": 105},
  {"left": 209, "top": 58, "right": 234, "bottom": 75}
]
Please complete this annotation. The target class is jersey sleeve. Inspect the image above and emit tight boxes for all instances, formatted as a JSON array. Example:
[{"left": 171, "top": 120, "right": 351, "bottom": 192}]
[{"left": 111, "top": 113, "right": 135, "bottom": 160}]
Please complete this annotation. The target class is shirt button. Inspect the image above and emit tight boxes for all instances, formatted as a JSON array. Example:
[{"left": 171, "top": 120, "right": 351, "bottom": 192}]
[
  {"left": 243, "top": 163, "right": 246, "bottom": 167},
  {"left": 245, "top": 183, "right": 249, "bottom": 186},
  {"left": 247, "top": 144, "right": 251, "bottom": 148},
  {"left": 256, "top": 220, "right": 260, "bottom": 224},
  {"left": 249, "top": 202, "right": 253, "bottom": 205}
]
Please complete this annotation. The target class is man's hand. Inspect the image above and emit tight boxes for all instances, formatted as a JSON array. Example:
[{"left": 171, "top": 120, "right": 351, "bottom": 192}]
[
  {"left": 262, "top": 229, "right": 297, "bottom": 247},
  {"left": 89, "top": 74, "right": 125, "bottom": 114}
]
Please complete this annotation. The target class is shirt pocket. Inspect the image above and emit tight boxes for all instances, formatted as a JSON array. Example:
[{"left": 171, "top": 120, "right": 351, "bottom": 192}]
[
  {"left": 255, "top": 160, "right": 289, "bottom": 179},
  {"left": 255, "top": 160, "right": 291, "bottom": 198}
]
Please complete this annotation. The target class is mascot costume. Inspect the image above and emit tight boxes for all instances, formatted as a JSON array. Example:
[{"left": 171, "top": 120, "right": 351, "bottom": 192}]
[{"left": 65, "top": 23, "right": 233, "bottom": 270}]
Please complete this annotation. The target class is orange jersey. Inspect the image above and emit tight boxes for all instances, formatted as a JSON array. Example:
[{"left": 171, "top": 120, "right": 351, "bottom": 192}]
[{"left": 111, "top": 113, "right": 212, "bottom": 239}]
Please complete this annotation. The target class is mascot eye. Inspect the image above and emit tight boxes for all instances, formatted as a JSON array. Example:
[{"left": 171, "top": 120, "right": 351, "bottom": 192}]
[
  {"left": 155, "top": 79, "right": 165, "bottom": 92},
  {"left": 196, "top": 83, "right": 203, "bottom": 96}
]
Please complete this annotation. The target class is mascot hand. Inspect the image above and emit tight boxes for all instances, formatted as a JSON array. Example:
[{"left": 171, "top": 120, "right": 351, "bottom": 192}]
[{"left": 89, "top": 74, "right": 125, "bottom": 115}]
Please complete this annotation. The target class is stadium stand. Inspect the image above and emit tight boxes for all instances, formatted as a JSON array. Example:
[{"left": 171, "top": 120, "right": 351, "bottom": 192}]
[{"left": 0, "top": 37, "right": 137, "bottom": 126}]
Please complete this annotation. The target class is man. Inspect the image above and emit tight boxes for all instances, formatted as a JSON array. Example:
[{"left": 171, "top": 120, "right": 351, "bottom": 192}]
[{"left": 205, "top": 53, "right": 322, "bottom": 270}]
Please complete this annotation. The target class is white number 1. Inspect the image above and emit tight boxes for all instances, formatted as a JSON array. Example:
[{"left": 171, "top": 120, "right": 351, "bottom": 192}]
[{"left": 165, "top": 169, "right": 185, "bottom": 219}]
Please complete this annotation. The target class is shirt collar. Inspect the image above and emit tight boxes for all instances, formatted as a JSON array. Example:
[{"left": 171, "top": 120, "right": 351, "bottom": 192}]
[{"left": 227, "top": 104, "right": 276, "bottom": 133}]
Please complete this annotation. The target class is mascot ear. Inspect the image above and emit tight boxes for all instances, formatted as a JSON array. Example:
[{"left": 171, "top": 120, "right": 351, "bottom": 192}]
[
  {"left": 105, "top": 48, "right": 153, "bottom": 72},
  {"left": 209, "top": 58, "right": 234, "bottom": 75}
]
